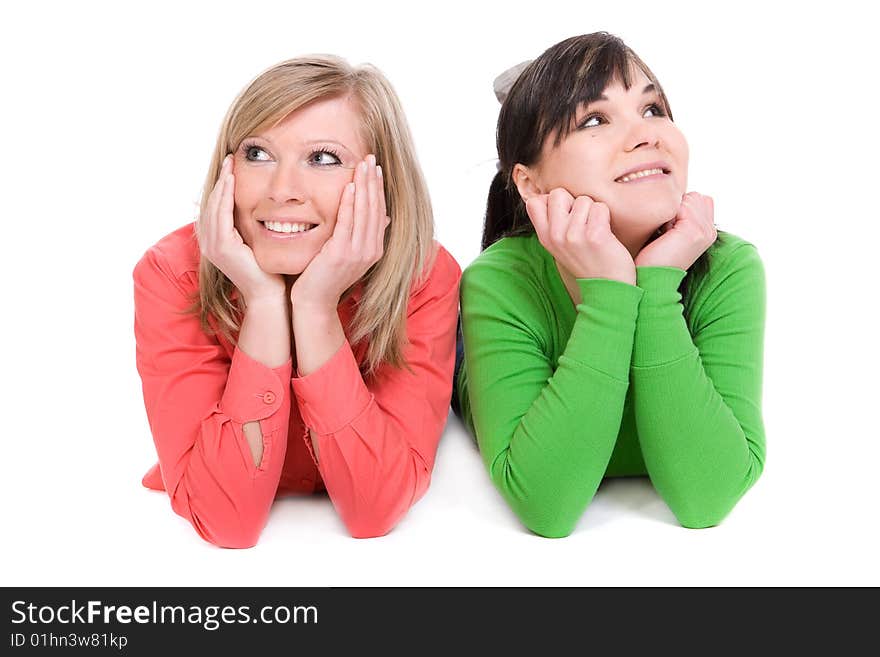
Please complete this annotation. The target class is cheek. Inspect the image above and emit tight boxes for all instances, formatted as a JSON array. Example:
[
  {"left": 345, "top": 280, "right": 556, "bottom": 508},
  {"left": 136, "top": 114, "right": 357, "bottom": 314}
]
[
  {"left": 546, "top": 148, "right": 606, "bottom": 198},
  {"left": 667, "top": 128, "right": 689, "bottom": 191},
  {"left": 231, "top": 170, "right": 261, "bottom": 224},
  {"left": 312, "top": 178, "right": 351, "bottom": 227}
]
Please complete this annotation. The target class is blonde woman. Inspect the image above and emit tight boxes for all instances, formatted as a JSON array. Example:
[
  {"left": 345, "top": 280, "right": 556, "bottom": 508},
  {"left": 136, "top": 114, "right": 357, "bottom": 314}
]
[{"left": 133, "top": 56, "right": 461, "bottom": 548}]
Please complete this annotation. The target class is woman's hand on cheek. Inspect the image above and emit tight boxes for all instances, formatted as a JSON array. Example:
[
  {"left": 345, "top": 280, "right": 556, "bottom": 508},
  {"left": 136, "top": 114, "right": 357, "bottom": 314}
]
[
  {"left": 527, "top": 188, "right": 636, "bottom": 286},
  {"left": 198, "top": 155, "right": 287, "bottom": 304},
  {"left": 634, "top": 192, "right": 717, "bottom": 270},
  {"left": 290, "top": 154, "right": 390, "bottom": 313}
]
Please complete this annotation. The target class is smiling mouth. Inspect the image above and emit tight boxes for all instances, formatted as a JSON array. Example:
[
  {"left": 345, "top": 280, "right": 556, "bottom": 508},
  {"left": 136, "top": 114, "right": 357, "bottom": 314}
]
[
  {"left": 615, "top": 167, "right": 670, "bottom": 183},
  {"left": 259, "top": 220, "right": 319, "bottom": 234}
]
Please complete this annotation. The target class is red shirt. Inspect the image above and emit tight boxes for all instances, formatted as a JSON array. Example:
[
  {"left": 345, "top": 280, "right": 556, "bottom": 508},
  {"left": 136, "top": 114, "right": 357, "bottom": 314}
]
[{"left": 133, "top": 223, "right": 461, "bottom": 547}]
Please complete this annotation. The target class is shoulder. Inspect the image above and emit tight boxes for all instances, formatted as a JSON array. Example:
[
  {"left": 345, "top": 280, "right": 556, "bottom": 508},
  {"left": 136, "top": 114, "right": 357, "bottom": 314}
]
[
  {"left": 409, "top": 241, "right": 462, "bottom": 299},
  {"left": 461, "top": 234, "right": 543, "bottom": 289},
  {"left": 418, "top": 241, "right": 462, "bottom": 285},
  {"left": 702, "top": 230, "right": 765, "bottom": 287},
  {"left": 461, "top": 234, "right": 548, "bottom": 309},
  {"left": 707, "top": 230, "right": 762, "bottom": 264},
  {"left": 465, "top": 233, "right": 541, "bottom": 274},
  {"left": 132, "top": 222, "right": 200, "bottom": 295},
  {"left": 688, "top": 230, "right": 766, "bottom": 324}
]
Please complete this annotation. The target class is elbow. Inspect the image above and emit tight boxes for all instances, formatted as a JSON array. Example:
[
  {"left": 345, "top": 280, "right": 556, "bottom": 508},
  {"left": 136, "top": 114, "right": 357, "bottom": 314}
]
[
  {"left": 502, "top": 481, "right": 581, "bottom": 538},
  {"left": 518, "top": 507, "right": 579, "bottom": 539},
  {"left": 342, "top": 512, "right": 399, "bottom": 539},
  {"left": 527, "top": 523, "right": 576, "bottom": 539},
  {"left": 338, "top": 454, "right": 432, "bottom": 539},
  {"left": 668, "top": 464, "right": 763, "bottom": 530},
  {"left": 339, "top": 485, "right": 419, "bottom": 539},
  {"left": 676, "top": 512, "right": 725, "bottom": 530},
  {"left": 668, "top": 498, "right": 733, "bottom": 530},
  {"left": 174, "top": 499, "right": 265, "bottom": 549},
  {"left": 491, "top": 463, "right": 581, "bottom": 538},
  {"left": 192, "top": 513, "right": 265, "bottom": 549}
]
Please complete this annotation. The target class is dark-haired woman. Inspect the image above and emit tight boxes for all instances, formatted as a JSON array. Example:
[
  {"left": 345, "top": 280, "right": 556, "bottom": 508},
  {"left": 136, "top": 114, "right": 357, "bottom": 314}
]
[{"left": 454, "top": 33, "right": 766, "bottom": 538}]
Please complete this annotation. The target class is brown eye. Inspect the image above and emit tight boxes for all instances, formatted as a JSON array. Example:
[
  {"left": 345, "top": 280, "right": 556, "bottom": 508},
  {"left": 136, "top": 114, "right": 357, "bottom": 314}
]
[{"left": 579, "top": 114, "right": 604, "bottom": 129}]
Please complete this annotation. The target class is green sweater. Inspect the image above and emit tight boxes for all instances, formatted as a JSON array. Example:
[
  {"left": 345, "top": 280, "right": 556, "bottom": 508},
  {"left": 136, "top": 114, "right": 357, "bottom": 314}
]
[{"left": 456, "top": 230, "right": 766, "bottom": 537}]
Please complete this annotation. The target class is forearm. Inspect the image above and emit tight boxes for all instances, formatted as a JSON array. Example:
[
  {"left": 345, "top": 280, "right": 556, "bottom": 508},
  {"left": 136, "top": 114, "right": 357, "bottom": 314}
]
[
  {"left": 175, "top": 403, "right": 290, "bottom": 548},
  {"left": 292, "top": 300, "right": 346, "bottom": 377},
  {"left": 468, "top": 278, "right": 644, "bottom": 537},
  {"left": 495, "top": 354, "right": 632, "bottom": 537},
  {"left": 290, "top": 332, "right": 453, "bottom": 539},
  {"left": 631, "top": 355, "right": 761, "bottom": 527},
  {"left": 239, "top": 294, "right": 292, "bottom": 368},
  {"left": 307, "top": 389, "right": 435, "bottom": 538},
  {"left": 291, "top": 300, "right": 346, "bottom": 462},
  {"left": 142, "top": 345, "right": 293, "bottom": 548},
  {"left": 134, "top": 250, "right": 292, "bottom": 548},
  {"left": 237, "top": 295, "right": 291, "bottom": 466},
  {"left": 631, "top": 265, "right": 763, "bottom": 527}
]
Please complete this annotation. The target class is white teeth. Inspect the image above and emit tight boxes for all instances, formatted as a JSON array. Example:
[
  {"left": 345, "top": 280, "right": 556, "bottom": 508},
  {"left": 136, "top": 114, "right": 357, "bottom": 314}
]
[
  {"left": 263, "top": 221, "right": 315, "bottom": 233},
  {"left": 617, "top": 168, "right": 666, "bottom": 183}
]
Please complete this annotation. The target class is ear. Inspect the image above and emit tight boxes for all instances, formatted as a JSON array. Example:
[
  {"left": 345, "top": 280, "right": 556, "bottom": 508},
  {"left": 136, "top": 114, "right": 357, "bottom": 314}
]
[{"left": 512, "top": 163, "right": 543, "bottom": 202}]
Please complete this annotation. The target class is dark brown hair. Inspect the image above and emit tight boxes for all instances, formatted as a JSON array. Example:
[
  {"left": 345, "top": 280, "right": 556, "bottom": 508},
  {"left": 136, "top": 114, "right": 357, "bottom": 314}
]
[{"left": 484, "top": 32, "right": 718, "bottom": 311}]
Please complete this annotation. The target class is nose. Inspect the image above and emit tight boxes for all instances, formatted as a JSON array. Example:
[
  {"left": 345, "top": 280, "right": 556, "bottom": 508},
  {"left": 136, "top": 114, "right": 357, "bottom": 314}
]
[
  {"left": 624, "top": 117, "right": 661, "bottom": 152},
  {"left": 267, "top": 161, "right": 308, "bottom": 204}
]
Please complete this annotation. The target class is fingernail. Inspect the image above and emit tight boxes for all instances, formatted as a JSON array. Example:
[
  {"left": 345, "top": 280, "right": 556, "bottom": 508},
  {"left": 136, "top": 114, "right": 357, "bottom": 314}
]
[
  {"left": 347, "top": 182, "right": 355, "bottom": 193},
  {"left": 360, "top": 161, "right": 368, "bottom": 172},
  {"left": 377, "top": 165, "right": 382, "bottom": 178},
  {"left": 368, "top": 154, "right": 376, "bottom": 166}
]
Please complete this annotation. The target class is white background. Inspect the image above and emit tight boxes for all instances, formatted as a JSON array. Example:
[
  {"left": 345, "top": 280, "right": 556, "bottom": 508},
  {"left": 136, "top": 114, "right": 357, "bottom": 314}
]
[{"left": 2, "top": 0, "right": 877, "bottom": 586}]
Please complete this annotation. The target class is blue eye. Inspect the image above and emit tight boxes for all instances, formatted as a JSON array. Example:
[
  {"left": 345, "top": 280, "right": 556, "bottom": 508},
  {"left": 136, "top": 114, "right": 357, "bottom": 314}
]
[
  {"left": 242, "top": 143, "right": 270, "bottom": 161},
  {"left": 308, "top": 149, "right": 342, "bottom": 166}
]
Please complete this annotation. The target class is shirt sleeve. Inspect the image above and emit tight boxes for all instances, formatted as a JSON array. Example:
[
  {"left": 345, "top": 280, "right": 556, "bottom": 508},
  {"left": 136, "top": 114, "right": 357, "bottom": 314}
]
[
  {"left": 630, "top": 245, "right": 767, "bottom": 528},
  {"left": 460, "top": 261, "right": 645, "bottom": 538},
  {"left": 290, "top": 246, "right": 461, "bottom": 538},
  {"left": 133, "top": 247, "right": 292, "bottom": 548}
]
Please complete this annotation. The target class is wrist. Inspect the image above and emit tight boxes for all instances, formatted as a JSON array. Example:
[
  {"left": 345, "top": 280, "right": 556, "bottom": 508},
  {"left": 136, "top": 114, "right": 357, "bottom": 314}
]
[
  {"left": 290, "top": 287, "right": 340, "bottom": 313},
  {"left": 242, "top": 289, "right": 288, "bottom": 308},
  {"left": 634, "top": 256, "right": 669, "bottom": 268},
  {"left": 291, "top": 295, "right": 339, "bottom": 322},
  {"left": 590, "top": 267, "right": 637, "bottom": 287}
]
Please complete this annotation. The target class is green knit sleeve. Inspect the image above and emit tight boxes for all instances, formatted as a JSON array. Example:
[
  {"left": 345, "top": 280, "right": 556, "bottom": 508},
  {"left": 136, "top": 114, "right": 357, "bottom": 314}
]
[
  {"left": 460, "top": 259, "right": 644, "bottom": 537},
  {"left": 630, "top": 244, "right": 767, "bottom": 528}
]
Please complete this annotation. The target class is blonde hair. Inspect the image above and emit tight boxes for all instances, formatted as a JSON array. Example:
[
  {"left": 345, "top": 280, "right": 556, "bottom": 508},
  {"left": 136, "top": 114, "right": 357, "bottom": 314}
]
[{"left": 187, "top": 55, "right": 434, "bottom": 376}]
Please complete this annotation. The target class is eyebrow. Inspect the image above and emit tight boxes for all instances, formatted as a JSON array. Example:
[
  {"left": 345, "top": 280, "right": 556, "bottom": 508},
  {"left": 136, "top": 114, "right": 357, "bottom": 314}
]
[
  {"left": 246, "top": 135, "right": 355, "bottom": 154},
  {"left": 302, "top": 139, "right": 354, "bottom": 152},
  {"left": 592, "top": 83, "right": 656, "bottom": 103}
]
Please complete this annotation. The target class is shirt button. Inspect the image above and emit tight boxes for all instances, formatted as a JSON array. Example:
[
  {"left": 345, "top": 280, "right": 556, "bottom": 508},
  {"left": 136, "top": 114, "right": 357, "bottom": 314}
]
[{"left": 263, "top": 391, "right": 276, "bottom": 404}]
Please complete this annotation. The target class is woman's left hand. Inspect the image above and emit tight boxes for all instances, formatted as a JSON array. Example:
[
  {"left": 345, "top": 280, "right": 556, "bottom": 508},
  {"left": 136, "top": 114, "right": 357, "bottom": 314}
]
[
  {"left": 290, "top": 153, "right": 390, "bottom": 312},
  {"left": 634, "top": 192, "right": 717, "bottom": 270}
]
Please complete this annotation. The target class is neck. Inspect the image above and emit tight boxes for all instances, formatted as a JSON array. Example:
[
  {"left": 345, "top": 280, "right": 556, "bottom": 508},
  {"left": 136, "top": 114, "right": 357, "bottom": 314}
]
[
  {"left": 553, "top": 222, "right": 660, "bottom": 308},
  {"left": 615, "top": 224, "right": 661, "bottom": 260}
]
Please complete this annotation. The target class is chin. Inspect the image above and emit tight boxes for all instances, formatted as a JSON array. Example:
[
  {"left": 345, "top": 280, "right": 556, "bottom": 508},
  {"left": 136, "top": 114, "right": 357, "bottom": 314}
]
[
  {"left": 253, "top": 251, "right": 313, "bottom": 276},
  {"left": 616, "top": 196, "right": 680, "bottom": 228}
]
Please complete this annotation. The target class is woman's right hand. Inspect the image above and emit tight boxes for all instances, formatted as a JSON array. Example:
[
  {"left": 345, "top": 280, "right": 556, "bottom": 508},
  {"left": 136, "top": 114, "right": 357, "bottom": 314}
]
[
  {"left": 197, "top": 155, "right": 287, "bottom": 304},
  {"left": 525, "top": 188, "right": 636, "bottom": 286}
]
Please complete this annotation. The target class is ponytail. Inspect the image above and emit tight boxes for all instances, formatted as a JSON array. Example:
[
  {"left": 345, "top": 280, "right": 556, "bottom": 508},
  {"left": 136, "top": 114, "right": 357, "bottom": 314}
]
[{"left": 481, "top": 169, "right": 536, "bottom": 251}]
